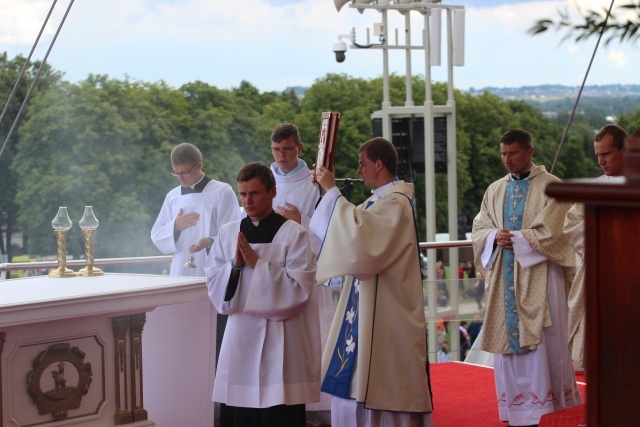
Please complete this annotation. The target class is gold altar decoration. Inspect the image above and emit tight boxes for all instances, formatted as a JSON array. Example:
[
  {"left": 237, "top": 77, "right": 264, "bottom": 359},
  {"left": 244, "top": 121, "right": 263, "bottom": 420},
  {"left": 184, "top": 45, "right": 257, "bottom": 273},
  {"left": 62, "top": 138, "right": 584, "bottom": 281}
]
[
  {"left": 77, "top": 206, "right": 103, "bottom": 276},
  {"left": 49, "top": 207, "right": 76, "bottom": 278}
]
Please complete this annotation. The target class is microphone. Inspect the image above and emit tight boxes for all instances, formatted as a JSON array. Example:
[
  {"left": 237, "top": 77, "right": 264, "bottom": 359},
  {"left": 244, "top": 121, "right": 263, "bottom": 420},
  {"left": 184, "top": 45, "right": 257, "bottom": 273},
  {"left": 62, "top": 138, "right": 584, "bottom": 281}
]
[
  {"left": 335, "top": 178, "right": 364, "bottom": 201},
  {"left": 335, "top": 178, "right": 364, "bottom": 183}
]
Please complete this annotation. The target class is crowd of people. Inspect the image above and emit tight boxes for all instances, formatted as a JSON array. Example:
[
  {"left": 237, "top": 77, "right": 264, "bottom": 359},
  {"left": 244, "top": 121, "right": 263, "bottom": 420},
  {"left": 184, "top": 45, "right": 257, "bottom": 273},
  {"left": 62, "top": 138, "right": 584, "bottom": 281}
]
[{"left": 149, "top": 123, "right": 636, "bottom": 427}]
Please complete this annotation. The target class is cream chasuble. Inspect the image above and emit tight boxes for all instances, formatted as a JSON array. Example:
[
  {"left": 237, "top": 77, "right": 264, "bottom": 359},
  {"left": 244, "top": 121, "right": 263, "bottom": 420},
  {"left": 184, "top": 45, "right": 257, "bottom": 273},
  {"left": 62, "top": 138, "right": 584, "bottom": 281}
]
[
  {"left": 564, "top": 201, "right": 586, "bottom": 368},
  {"left": 310, "top": 181, "right": 432, "bottom": 414},
  {"left": 563, "top": 175, "right": 612, "bottom": 369},
  {"left": 471, "top": 165, "right": 576, "bottom": 354}
]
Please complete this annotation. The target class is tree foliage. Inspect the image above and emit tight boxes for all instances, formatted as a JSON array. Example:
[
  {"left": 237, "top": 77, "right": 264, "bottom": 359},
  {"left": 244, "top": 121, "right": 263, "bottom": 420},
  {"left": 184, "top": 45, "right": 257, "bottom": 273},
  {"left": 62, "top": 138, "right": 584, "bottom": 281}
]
[
  {"left": 1, "top": 52, "right": 618, "bottom": 264},
  {"left": 529, "top": 1, "right": 640, "bottom": 45},
  {"left": 0, "top": 53, "right": 62, "bottom": 263}
]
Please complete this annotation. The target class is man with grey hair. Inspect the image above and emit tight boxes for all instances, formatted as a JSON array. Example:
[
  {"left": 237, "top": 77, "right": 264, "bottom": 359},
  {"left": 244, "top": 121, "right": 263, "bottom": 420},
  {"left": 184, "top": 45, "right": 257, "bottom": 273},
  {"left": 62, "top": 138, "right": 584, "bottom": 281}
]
[{"left": 151, "top": 142, "right": 238, "bottom": 276}]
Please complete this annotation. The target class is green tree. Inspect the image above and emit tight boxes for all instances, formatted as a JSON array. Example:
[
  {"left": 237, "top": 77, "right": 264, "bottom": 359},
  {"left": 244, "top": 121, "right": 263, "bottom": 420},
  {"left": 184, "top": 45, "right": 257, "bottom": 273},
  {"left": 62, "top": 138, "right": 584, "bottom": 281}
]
[
  {"left": 0, "top": 52, "right": 62, "bottom": 266},
  {"left": 13, "top": 76, "right": 189, "bottom": 260}
]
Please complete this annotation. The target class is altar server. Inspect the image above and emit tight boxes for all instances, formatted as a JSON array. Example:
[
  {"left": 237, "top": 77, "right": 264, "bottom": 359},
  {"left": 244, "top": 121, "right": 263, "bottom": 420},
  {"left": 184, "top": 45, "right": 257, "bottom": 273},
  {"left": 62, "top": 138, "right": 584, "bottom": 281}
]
[
  {"left": 269, "top": 123, "right": 334, "bottom": 418},
  {"left": 206, "top": 162, "right": 320, "bottom": 426},
  {"left": 151, "top": 142, "right": 238, "bottom": 276}
]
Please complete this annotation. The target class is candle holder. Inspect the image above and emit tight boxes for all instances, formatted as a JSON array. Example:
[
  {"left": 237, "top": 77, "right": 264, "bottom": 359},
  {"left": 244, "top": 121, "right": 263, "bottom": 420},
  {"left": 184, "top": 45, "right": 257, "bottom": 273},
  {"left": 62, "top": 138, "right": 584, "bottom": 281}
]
[
  {"left": 182, "top": 253, "right": 197, "bottom": 276},
  {"left": 49, "top": 207, "right": 76, "bottom": 278},
  {"left": 77, "top": 206, "right": 104, "bottom": 276}
]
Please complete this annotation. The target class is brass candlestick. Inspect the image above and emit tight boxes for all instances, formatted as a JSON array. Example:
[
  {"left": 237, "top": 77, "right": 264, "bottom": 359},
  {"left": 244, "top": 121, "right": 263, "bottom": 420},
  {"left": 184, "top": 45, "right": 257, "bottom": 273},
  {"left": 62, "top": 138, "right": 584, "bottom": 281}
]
[
  {"left": 49, "top": 207, "right": 76, "bottom": 278},
  {"left": 78, "top": 206, "right": 103, "bottom": 276}
]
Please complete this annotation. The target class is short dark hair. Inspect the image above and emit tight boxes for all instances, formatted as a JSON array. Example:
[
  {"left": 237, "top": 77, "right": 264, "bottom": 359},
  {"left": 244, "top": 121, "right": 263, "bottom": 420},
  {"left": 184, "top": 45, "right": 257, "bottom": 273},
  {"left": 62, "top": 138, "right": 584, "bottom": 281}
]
[
  {"left": 171, "top": 142, "right": 202, "bottom": 165},
  {"left": 358, "top": 137, "right": 398, "bottom": 176},
  {"left": 500, "top": 129, "right": 533, "bottom": 150},
  {"left": 271, "top": 123, "right": 301, "bottom": 146},
  {"left": 237, "top": 162, "right": 276, "bottom": 191},
  {"left": 595, "top": 124, "right": 628, "bottom": 149}
]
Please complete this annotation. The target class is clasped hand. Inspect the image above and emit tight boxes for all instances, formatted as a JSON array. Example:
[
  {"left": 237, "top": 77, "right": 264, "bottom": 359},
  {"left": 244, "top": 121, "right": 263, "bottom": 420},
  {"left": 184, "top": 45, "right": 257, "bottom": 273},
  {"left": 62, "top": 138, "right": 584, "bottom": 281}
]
[
  {"left": 496, "top": 228, "right": 515, "bottom": 249},
  {"left": 234, "top": 232, "right": 258, "bottom": 269}
]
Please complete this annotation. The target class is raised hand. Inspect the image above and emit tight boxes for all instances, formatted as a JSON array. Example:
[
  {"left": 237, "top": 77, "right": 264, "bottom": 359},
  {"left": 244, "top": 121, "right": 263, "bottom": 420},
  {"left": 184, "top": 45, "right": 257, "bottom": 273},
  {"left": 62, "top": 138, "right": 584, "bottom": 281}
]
[
  {"left": 174, "top": 208, "right": 200, "bottom": 231},
  {"left": 275, "top": 202, "right": 302, "bottom": 224}
]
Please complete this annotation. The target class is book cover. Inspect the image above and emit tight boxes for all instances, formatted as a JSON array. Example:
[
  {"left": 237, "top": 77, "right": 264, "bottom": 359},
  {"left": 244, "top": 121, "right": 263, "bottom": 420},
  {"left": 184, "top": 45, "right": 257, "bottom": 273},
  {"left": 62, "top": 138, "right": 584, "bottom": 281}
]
[{"left": 316, "top": 112, "right": 340, "bottom": 173}]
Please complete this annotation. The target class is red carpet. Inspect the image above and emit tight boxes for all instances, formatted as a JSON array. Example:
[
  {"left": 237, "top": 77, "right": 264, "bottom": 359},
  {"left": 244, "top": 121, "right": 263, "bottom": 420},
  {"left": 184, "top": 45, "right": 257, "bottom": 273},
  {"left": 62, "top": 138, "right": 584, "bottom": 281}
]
[{"left": 429, "top": 362, "right": 587, "bottom": 427}]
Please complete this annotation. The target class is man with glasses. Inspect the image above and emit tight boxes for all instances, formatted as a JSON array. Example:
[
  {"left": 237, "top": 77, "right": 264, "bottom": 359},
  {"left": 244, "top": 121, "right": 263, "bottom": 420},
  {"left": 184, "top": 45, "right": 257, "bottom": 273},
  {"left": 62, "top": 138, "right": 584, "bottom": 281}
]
[
  {"left": 269, "top": 123, "right": 320, "bottom": 234},
  {"left": 151, "top": 142, "right": 239, "bottom": 276},
  {"left": 268, "top": 123, "right": 332, "bottom": 422}
]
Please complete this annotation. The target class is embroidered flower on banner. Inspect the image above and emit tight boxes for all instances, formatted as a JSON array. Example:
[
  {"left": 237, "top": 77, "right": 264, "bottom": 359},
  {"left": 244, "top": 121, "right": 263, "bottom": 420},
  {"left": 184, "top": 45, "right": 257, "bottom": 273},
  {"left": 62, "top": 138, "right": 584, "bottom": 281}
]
[
  {"left": 345, "top": 336, "right": 355, "bottom": 354},
  {"left": 346, "top": 307, "right": 356, "bottom": 324}
]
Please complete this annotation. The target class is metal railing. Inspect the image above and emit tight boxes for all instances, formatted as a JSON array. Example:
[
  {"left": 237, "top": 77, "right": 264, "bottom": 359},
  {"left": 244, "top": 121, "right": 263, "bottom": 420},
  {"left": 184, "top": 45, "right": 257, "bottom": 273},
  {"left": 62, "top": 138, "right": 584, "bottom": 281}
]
[
  {"left": 1, "top": 240, "right": 472, "bottom": 274},
  {"left": 1, "top": 241, "right": 479, "bottom": 364}
]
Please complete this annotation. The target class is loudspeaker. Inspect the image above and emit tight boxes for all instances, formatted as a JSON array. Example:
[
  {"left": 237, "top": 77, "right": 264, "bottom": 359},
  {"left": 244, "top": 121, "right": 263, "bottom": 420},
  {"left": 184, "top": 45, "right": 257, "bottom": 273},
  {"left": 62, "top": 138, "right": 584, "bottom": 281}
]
[{"left": 334, "top": 0, "right": 352, "bottom": 12}]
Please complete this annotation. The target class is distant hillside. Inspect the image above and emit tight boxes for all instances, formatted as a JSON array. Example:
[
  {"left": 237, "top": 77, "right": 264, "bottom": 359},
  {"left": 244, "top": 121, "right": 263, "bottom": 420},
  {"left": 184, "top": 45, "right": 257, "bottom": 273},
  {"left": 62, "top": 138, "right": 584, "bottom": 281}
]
[
  {"left": 283, "top": 84, "right": 640, "bottom": 118},
  {"left": 467, "top": 84, "right": 640, "bottom": 100},
  {"left": 283, "top": 86, "right": 308, "bottom": 98}
]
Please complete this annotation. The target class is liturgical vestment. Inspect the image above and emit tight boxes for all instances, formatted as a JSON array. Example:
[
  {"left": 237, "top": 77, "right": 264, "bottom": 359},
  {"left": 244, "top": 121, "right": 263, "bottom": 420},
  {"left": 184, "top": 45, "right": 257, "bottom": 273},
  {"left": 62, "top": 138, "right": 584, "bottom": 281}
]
[
  {"left": 271, "top": 159, "right": 334, "bottom": 412},
  {"left": 563, "top": 175, "right": 618, "bottom": 369},
  {"left": 472, "top": 164, "right": 581, "bottom": 425},
  {"left": 309, "top": 181, "right": 433, "bottom": 419},
  {"left": 151, "top": 178, "right": 238, "bottom": 276},
  {"left": 205, "top": 213, "right": 321, "bottom": 408}
]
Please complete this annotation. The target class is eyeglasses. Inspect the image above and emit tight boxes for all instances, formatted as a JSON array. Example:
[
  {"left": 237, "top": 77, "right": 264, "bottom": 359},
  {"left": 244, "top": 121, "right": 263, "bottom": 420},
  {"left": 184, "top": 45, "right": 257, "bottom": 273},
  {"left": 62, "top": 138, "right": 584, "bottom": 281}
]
[
  {"left": 171, "top": 163, "right": 198, "bottom": 177},
  {"left": 270, "top": 145, "right": 297, "bottom": 154}
]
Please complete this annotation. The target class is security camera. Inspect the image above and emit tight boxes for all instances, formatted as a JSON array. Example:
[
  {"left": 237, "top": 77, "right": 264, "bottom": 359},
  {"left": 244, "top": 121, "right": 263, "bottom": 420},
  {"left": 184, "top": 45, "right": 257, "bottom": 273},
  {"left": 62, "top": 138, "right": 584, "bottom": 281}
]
[{"left": 333, "top": 41, "right": 347, "bottom": 63}]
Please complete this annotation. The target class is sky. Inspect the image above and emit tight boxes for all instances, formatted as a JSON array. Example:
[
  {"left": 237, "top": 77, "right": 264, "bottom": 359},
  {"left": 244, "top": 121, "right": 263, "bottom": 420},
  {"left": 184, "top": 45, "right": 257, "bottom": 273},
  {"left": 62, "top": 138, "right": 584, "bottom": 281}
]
[{"left": 0, "top": 0, "right": 638, "bottom": 93}]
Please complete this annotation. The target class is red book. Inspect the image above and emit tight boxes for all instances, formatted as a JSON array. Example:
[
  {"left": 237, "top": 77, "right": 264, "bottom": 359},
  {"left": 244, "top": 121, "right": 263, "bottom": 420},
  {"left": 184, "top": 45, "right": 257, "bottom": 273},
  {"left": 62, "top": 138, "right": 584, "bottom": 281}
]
[{"left": 315, "top": 112, "right": 340, "bottom": 173}]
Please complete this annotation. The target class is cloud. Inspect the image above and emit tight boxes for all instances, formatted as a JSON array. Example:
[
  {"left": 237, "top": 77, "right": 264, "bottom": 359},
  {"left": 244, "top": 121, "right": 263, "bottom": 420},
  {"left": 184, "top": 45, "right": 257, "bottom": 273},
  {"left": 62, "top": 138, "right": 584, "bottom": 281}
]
[
  {"left": 0, "top": 0, "right": 56, "bottom": 46},
  {"left": 1, "top": 1, "right": 638, "bottom": 91},
  {"left": 606, "top": 49, "right": 628, "bottom": 68}
]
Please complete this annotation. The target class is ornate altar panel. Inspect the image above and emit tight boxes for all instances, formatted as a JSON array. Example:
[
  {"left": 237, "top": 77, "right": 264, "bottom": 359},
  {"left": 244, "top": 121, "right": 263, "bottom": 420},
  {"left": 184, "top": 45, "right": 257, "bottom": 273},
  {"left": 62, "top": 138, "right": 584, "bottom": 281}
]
[{"left": 1, "top": 273, "right": 207, "bottom": 427}]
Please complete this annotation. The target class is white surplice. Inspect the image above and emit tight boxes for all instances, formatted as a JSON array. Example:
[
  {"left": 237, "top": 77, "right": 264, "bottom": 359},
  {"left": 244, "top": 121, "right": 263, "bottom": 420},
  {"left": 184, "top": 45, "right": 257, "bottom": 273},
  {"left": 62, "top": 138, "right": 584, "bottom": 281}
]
[
  {"left": 205, "top": 218, "right": 321, "bottom": 408},
  {"left": 271, "top": 160, "right": 320, "bottom": 247},
  {"left": 150, "top": 179, "right": 238, "bottom": 276},
  {"left": 271, "top": 159, "right": 334, "bottom": 413}
]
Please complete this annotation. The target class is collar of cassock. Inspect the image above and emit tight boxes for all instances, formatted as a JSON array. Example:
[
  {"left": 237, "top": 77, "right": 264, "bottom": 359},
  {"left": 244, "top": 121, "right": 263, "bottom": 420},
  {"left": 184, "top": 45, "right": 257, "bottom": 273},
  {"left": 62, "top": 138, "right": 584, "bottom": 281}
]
[
  {"left": 370, "top": 177, "right": 400, "bottom": 201},
  {"left": 240, "top": 210, "right": 287, "bottom": 244},
  {"left": 510, "top": 169, "right": 531, "bottom": 181},
  {"left": 181, "top": 174, "right": 211, "bottom": 195}
]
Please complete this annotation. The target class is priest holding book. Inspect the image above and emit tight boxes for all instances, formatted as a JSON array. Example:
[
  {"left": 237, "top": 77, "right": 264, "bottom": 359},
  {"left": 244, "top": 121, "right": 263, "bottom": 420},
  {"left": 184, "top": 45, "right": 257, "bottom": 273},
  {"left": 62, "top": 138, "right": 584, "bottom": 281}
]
[{"left": 310, "top": 137, "right": 434, "bottom": 427}]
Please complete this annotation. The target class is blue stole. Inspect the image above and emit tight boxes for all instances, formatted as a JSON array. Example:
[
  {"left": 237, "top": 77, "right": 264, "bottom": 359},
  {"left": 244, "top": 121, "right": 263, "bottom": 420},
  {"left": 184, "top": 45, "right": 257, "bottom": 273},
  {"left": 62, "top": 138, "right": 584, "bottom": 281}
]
[
  {"left": 321, "top": 198, "right": 375, "bottom": 398},
  {"left": 321, "top": 275, "right": 361, "bottom": 397},
  {"left": 503, "top": 178, "right": 531, "bottom": 354}
]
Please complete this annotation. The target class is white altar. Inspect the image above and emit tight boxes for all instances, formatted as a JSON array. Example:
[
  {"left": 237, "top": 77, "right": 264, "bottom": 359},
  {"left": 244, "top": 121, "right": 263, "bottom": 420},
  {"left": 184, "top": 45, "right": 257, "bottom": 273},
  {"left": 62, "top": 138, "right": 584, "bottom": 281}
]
[{"left": 0, "top": 273, "right": 215, "bottom": 427}]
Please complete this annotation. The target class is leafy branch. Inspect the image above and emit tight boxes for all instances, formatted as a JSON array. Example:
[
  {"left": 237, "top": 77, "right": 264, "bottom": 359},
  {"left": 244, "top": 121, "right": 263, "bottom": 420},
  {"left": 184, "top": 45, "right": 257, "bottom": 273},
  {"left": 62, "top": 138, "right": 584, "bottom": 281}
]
[{"left": 528, "top": 1, "right": 640, "bottom": 46}]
